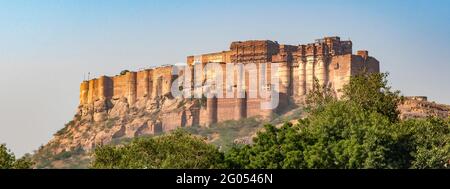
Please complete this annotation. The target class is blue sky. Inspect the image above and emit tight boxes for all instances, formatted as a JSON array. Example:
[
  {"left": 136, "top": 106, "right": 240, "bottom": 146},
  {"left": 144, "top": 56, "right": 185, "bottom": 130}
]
[{"left": 0, "top": 0, "right": 449, "bottom": 155}]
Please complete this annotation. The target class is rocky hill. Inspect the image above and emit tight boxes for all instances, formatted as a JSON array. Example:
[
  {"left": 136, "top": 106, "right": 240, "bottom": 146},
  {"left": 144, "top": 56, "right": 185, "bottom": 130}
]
[
  {"left": 399, "top": 96, "right": 450, "bottom": 120},
  {"left": 33, "top": 94, "right": 189, "bottom": 168},
  {"left": 32, "top": 93, "right": 449, "bottom": 169},
  {"left": 32, "top": 93, "right": 297, "bottom": 168}
]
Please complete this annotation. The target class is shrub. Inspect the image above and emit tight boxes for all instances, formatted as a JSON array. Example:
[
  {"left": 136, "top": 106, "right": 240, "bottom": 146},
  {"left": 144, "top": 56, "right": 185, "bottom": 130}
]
[{"left": 91, "top": 130, "right": 225, "bottom": 169}]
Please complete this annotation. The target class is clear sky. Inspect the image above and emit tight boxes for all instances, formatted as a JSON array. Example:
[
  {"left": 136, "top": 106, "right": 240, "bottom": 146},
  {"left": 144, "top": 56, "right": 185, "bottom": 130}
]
[{"left": 1, "top": 0, "right": 449, "bottom": 156}]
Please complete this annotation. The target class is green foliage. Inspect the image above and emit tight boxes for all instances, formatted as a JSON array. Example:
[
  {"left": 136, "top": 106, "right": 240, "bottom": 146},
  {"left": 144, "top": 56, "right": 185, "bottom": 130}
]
[
  {"left": 225, "top": 123, "right": 301, "bottom": 169},
  {"left": 342, "top": 72, "right": 401, "bottom": 122},
  {"left": 91, "top": 130, "right": 226, "bottom": 169},
  {"left": 120, "top": 70, "right": 130, "bottom": 75},
  {"left": 13, "top": 153, "right": 34, "bottom": 169},
  {"left": 185, "top": 117, "right": 262, "bottom": 151},
  {"left": 225, "top": 102, "right": 450, "bottom": 169},
  {"left": 395, "top": 118, "right": 450, "bottom": 168},
  {"left": 306, "top": 72, "right": 401, "bottom": 122},
  {"left": 55, "top": 121, "right": 74, "bottom": 136},
  {"left": 0, "top": 144, "right": 34, "bottom": 169},
  {"left": 105, "top": 117, "right": 119, "bottom": 129},
  {"left": 54, "top": 151, "right": 74, "bottom": 161},
  {"left": 305, "top": 77, "right": 337, "bottom": 112},
  {"left": 224, "top": 73, "right": 449, "bottom": 169},
  {"left": 32, "top": 143, "right": 88, "bottom": 169},
  {"left": 226, "top": 102, "right": 398, "bottom": 169},
  {"left": 0, "top": 144, "right": 15, "bottom": 169}
]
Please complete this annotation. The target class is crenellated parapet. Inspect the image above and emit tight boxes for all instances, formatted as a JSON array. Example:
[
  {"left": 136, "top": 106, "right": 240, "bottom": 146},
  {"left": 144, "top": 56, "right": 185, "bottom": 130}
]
[{"left": 186, "top": 37, "right": 354, "bottom": 67}]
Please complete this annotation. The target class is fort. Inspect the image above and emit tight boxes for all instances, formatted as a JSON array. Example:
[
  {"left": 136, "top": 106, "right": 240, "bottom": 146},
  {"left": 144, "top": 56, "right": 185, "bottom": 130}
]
[{"left": 79, "top": 36, "right": 379, "bottom": 132}]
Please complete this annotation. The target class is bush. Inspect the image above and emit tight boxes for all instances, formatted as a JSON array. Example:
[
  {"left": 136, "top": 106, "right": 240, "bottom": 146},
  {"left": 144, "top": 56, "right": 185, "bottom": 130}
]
[
  {"left": 120, "top": 70, "right": 130, "bottom": 75},
  {"left": 342, "top": 72, "right": 401, "bottom": 122},
  {"left": 224, "top": 73, "right": 449, "bottom": 169},
  {"left": 226, "top": 102, "right": 398, "bottom": 169},
  {"left": 225, "top": 102, "right": 450, "bottom": 169},
  {"left": 0, "top": 144, "right": 34, "bottom": 169},
  {"left": 91, "top": 130, "right": 226, "bottom": 169},
  {"left": 396, "top": 118, "right": 450, "bottom": 168},
  {"left": 0, "top": 144, "right": 15, "bottom": 169},
  {"left": 54, "top": 121, "right": 74, "bottom": 136}
]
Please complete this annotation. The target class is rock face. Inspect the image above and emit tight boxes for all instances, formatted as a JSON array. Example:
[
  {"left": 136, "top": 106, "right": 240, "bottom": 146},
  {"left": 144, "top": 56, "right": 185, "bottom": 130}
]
[
  {"left": 44, "top": 95, "right": 204, "bottom": 155},
  {"left": 399, "top": 96, "right": 450, "bottom": 120}
]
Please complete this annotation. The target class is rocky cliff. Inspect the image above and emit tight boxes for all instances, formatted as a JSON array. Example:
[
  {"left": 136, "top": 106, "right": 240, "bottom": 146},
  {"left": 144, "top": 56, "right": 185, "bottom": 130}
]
[
  {"left": 32, "top": 94, "right": 194, "bottom": 168},
  {"left": 32, "top": 92, "right": 450, "bottom": 168},
  {"left": 32, "top": 93, "right": 272, "bottom": 168}
]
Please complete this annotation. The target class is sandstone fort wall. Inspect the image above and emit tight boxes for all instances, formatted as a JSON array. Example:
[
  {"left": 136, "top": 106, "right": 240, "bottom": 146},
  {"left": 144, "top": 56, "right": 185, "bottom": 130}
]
[{"left": 80, "top": 36, "right": 379, "bottom": 129}]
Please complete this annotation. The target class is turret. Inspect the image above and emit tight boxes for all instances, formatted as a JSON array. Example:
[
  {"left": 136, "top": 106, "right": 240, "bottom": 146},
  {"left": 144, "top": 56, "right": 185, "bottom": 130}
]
[
  {"left": 80, "top": 81, "right": 89, "bottom": 105},
  {"left": 126, "top": 72, "right": 137, "bottom": 105},
  {"left": 87, "top": 79, "right": 96, "bottom": 104},
  {"left": 98, "top": 76, "right": 108, "bottom": 100}
]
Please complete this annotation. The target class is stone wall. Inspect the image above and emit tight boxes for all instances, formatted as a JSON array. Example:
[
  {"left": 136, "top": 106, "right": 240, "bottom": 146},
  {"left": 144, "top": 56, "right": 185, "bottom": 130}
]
[
  {"left": 79, "top": 36, "right": 380, "bottom": 128},
  {"left": 80, "top": 65, "right": 174, "bottom": 105}
]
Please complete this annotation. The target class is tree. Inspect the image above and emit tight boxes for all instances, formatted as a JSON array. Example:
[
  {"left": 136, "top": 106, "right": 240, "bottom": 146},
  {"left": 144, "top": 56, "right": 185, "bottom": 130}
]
[
  {"left": 0, "top": 144, "right": 15, "bottom": 169},
  {"left": 120, "top": 70, "right": 130, "bottom": 75},
  {"left": 224, "top": 73, "right": 448, "bottom": 169},
  {"left": 0, "top": 144, "right": 34, "bottom": 169},
  {"left": 394, "top": 118, "right": 450, "bottom": 168},
  {"left": 226, "top": 102, "right": 401, "bottom": 169},
  {"left": 226, "top": 102, "right": 450, "bottom": 169},
  {"left": 225, "top": 123, "right": 303, "bottom": 169},
  {"left": 92, "top": 130, "right": 226, "bottom": 169},
  {"left": 342, "top": 72, "right": 401, "bottom": 122},
  {"left": 13, "top": 153, "right": 35, "bottom": 169},
  {"left": 305, "top": 77, "right": 337, "bottom": 113}
]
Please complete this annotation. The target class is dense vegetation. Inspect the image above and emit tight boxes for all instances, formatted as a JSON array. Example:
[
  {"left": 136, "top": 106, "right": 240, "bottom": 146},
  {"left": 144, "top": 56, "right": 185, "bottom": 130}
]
[
  {"left": 32, "top": 145, "right": 88, "bottom": 169},
  {"left": 225, "top": 73, "right": 448, "bottom": 169},
  {"left": 0, "top": 144, "right": 34, "bottom": 169},
  {"left": 92, "top": 130, "right": 225, "bottom": 169},
  {"left": 225, "top": 105, "right": 449, "bottom": 169},
  {"left": 92, "top": 72, "right": 450, "bottom": 169}
]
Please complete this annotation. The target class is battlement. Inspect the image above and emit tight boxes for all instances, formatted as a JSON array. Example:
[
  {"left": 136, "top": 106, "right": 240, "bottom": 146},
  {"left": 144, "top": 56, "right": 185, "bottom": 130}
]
[
  {"left": 187, "top": 36, "right": 354, "bottom": 65},
  {"left": 80, "top": 66, "right": 174, "bottom": 105}
]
